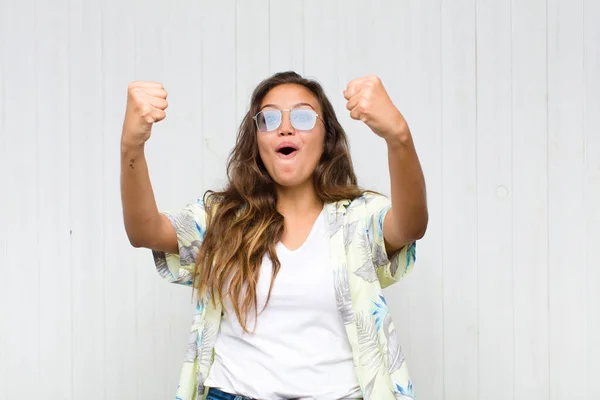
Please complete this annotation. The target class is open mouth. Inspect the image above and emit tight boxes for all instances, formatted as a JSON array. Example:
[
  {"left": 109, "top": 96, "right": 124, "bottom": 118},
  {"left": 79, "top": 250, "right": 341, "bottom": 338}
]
[{"left": 277, "top": 146, "right": 297, "bottom": 156}]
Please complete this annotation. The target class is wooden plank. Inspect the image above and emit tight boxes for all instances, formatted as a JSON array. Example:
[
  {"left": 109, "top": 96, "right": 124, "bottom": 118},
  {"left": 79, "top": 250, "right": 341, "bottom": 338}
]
[
  {"left": 303, "top": 0, "right": 339, "bottom": 102},
  {"left": 131, "top": 0, "right": 173, "bottom": 397},
  {"left": 0, "top": 0, "right": 7, "bottom": 397},
  {"left": 399, "top": 0, "right": 445, "bottom": 398},
  {"left": 235, "top": 0, "right": 270, "bottom": 124},
  {"left": 475, "top": 0, "right": 514, "bottom": 398},
  {"left": 1, "top": 0, "right": 40, "bottom": 397},
  {"left": 101, "top": 0, "right": 138, "bottom": 397},
  {"left": 69, "top": 0, "right": 105, "bottom": 398},
  {"left": 584, "top": 0, "right": 600, "bottom": 398},
  {"left": 547, "top": 0, "right": 587, "bottom": 397},
  {"left": 151, "top": 0, "right": 205, "bottom": 393},
  {"left": 200, "top": 0, "right": 237, "bottom": 192},
  {"left": 335, "top": 0, "right": 398, "bottom": 192},
  {"left": 269, "top": 0, "right": 304, "bottom": 75},
  {"left": 511, "top": 0, "right": 550, "bottom": 398},
  {"left": 441, "top": 0, "right": 479, "bottom": 397},
  {"left": 36, "top": 0, "right": 73, "bottom": 398},
  {"left": 335, "top": 1, "right": 414, "bottom": 367}
]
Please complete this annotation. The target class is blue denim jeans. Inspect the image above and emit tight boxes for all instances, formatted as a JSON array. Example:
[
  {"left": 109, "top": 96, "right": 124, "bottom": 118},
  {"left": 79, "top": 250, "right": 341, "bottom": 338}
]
[{"left": 206, "top": 388, "right": 256, "bottom": 400}]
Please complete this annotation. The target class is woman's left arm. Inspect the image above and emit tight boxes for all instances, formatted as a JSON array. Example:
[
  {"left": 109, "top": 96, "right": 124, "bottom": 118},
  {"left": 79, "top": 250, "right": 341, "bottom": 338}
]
[{"left": 344, "top": 75, "right": 428, "bottom": 253}]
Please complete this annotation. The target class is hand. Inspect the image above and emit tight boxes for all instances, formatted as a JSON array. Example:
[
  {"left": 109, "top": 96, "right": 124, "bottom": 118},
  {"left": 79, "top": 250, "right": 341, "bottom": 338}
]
[
  {"left": 121, "top": 81, "right": 168, "bottom": 147},
  {"left": 343, "top": 75, "right": 408, "bottom": 141}
]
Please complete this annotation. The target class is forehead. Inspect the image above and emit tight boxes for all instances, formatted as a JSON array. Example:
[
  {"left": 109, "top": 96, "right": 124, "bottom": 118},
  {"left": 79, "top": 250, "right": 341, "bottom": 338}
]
[{"left": 260, "top": 83, "right": 321, "bottom": 112}]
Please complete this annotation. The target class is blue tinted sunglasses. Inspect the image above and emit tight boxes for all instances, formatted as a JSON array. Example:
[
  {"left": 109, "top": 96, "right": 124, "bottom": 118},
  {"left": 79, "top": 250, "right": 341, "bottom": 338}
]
[{"left": 253, "top": 108, "right": 323, "bottom": 132}]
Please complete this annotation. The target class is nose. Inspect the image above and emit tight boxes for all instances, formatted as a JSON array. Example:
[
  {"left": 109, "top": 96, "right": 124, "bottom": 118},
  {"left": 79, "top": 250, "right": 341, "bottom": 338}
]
[{"left": 278, "top": 110, "right": 294, "bottom": 136}]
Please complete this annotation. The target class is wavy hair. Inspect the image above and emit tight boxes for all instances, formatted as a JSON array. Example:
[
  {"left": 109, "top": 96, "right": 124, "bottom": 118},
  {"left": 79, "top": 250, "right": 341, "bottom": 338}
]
[{"left": 194, "top": 71, "right": 366, "bottom": 332}]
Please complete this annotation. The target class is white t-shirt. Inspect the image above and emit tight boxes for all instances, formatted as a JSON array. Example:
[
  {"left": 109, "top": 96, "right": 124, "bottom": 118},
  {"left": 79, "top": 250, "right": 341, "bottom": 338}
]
[{"left": 204, "top": 208, "right": 362, "bottom": 400}]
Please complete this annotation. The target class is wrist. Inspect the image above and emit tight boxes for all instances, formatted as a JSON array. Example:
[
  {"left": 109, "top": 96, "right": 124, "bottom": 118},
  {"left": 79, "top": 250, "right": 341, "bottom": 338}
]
[
  {"left": 121, "top": 135, "right": 146, "bottom": 154},
  {"left": 384, "top": 123, "right": 412, "bottom": 149}
]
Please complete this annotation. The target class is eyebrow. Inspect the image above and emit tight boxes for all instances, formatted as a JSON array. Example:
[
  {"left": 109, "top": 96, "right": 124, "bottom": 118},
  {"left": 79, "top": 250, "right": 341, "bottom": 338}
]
[{"left": 260, "top": 102, "right": 317, "bottom": 111}]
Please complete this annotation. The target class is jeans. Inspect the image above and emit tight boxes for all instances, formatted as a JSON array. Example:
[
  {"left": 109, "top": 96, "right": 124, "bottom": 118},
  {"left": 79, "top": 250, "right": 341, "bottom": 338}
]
[{"left": 206, "top": 388, "right": 256, "bottom": 400}]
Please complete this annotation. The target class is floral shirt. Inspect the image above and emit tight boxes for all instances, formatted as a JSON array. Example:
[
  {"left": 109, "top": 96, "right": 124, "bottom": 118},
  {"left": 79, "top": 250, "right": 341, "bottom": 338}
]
[{"left": 152, "top": 192, "right": 417, "bottom": 400}]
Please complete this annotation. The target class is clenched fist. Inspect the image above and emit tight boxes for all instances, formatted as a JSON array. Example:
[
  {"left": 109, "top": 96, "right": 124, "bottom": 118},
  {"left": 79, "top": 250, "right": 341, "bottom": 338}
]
[
  {"left": 343, "top": 75, "right": 408, "bottom": 141},
  {"left": 121, "top": 81, "right": 168, "bottom": 147}
]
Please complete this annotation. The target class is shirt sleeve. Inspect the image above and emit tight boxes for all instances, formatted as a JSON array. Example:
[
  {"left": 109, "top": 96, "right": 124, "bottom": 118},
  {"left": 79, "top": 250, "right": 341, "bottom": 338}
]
[
  {"left": 364, "top": 193, "right": 417, "bottom": 289},
  {"left": 151, "top": 198, "right": 207, "bottom": 286}
]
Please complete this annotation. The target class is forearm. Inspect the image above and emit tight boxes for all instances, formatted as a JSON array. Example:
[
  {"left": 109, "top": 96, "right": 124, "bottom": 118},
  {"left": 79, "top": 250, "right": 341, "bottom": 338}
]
[
  {"left": 120, "top": 142, "right": 162, "bottom": 247},
  {"left": 385, "top": 126, "right": 428, "bottom": 244}
]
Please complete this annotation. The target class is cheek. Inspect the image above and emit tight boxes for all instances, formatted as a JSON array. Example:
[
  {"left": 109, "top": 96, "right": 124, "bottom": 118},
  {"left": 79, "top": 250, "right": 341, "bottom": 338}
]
[
  {"left": 256, "top": 136, "right": 271, "bottom": 164},
  {"left": 303, "top": 132, "right": 326, "bottom": 161}
]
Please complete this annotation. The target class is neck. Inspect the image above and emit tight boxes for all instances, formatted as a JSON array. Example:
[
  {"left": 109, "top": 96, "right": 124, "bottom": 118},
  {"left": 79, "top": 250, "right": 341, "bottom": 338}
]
[{"left": 275, "top": 181, "right": 323, "bottom": 217}]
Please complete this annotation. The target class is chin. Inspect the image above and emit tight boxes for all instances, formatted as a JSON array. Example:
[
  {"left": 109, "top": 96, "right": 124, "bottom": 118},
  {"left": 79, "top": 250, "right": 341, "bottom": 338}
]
[{"left": 273, "top": 173, "right": 311, "bottom": 188}]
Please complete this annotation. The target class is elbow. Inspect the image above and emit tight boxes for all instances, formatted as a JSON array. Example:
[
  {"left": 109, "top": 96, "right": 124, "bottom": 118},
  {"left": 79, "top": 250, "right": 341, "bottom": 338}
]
[
  {"left": 415, "top": 213, "right": 429, "bottom": 240},
  {"left": 408, "top": 210, "right": 428, "bottom": 242},
  {"left": 129, "top": 238, "right": 145, "bottom": 248},
  {"left": 124, "top": 227, "right": 150, "bottom": 248},
  {"left": 127, "top": 234, "right": 145, "bottom": 248}
]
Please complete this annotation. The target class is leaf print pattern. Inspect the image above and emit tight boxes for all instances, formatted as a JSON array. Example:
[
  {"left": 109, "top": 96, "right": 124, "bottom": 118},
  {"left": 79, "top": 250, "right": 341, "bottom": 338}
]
[
  {"left": 406, "top": 242, "right": 416, "bottom": 269},
  {"left": 372, "top": 242, "right": 389, "bottom": 268},
  {"left": 383, "top": 312, "right": 405, "bottom": 374},
  {"left": 344, "top": 220, "right": 358, "bottom": 248},
  {"left": 179, "top": 241, "right": 203, "bottom": 266},
  {"left": 155, "top": 192, "right": 418, "bottom": 400},
  {"left": 357, "top": 229, "right": 375, "bottom": 261},
  {"left": 356, "top": 312, "right": 384, "bottom": 371},
  {"left": 354, "top": 258, "right": 378, "bottom": 283},
  {"left": 184, "top": 329, "right": 198, "bottom": 363},
  {"left": 334, "top": 267, "right": 354, "bottom": 325},
  {"left": 196, "top": 372, "right": 206, "bottom": 400},
  {"left": 152, "top": 201, "right": 207, "bottom": 287},
  {"left": 394, "top": 380, "right": 416, "bottom": 399},
  {"left": 371, "top": 295, "right": 388, "bottom": 332},
  {"left": 198, "top": 322, "right": 217, "bottom": 368},
  {"left": 328, "top": 213, "right": 344, "bottom": 237},
  {"left": 363, "top": 375, "right": 377, "bottom": 400},
  {"left": 153, "top": 251, "right": 173, "bottom": 281},
  {"left": 390, "top": 255, "right": 400, "bottom": 278}
]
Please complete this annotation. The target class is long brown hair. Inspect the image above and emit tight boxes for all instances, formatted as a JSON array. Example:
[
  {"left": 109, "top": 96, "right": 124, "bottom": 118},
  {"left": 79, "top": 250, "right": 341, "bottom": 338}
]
[{"left": 194, "top": 71, "right": 365, "bottom": 332}]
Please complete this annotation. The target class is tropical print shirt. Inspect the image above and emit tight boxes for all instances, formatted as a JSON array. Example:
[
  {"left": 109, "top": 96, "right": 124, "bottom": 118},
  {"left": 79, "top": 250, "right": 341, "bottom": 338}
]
[{"left": 152, "top": 191, "right": 418, "bottom": 400}]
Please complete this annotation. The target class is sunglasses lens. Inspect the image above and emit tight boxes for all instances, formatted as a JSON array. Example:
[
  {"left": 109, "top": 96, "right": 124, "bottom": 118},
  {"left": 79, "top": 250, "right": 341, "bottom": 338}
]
[
  {"left": 291, "top": 109, "right": 317, "bottom": 130},
  {"left": 256, "top": 110, "right": 281, "bottom": 131}
]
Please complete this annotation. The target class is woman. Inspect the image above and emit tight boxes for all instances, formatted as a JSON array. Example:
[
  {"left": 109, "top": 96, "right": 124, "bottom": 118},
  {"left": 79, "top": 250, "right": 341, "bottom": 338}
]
[{"left": 121, "top": 71, "right": 427, "bottom": 400}]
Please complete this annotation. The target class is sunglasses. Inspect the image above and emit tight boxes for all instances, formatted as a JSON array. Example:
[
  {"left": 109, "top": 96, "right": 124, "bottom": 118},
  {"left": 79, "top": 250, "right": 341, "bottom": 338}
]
[{"left": 253, "top": 108, "right": 323, "bottom": 132}]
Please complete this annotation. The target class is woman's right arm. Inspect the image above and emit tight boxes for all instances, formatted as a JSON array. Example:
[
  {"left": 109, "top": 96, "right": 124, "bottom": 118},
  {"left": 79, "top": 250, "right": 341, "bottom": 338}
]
[{"left": 120, "top": 81, "right": 177, "bottom": 254}]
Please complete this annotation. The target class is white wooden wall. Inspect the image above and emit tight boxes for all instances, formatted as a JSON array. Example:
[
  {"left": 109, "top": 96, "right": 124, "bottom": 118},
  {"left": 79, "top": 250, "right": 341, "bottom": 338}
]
[{"left": 0, "top": 0, "right": 598, "bottom": 399}]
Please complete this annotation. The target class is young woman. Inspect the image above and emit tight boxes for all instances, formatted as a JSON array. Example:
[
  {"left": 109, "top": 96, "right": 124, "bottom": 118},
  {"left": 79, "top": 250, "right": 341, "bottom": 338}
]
[{"left": 121, "top": 71, "right": 427, "bottom": 400}]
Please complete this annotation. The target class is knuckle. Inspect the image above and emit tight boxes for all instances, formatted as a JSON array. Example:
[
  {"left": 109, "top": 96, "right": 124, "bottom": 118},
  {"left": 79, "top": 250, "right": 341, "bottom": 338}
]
[{"left": 139, "top": 104, "right": 151, "bottom": 116}]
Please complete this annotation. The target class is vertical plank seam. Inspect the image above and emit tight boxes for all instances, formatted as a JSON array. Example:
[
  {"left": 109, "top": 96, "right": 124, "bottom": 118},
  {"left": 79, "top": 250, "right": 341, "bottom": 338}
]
[
  {"left": 68, "top": 1, "right": 74, "bottom": 398},
  {"left": 100, "top": 1, "right": 107, "bottom": 398},
  {"left": 509, "top": 0, "right": 516, "bottom": 399},
  {"left": 545, "top": 0, "right": 551, "bottom": 396},
  {"left": 268, "top": 0, "right": 271, "bottom": 72},
  {"left": 234, "top": 0, "right": 238, "bottom": 125},
  {"left": 132, "top": 3, "right": 139, "bottom": 397},
  {"left": 200, "top": 0, "right": 204, "bottom": 201},
  {"left": 439, "top": 0, "right": 445, "bottom": 397},
  {"left": 581, "top": 0, "right": 588, "bottom": 397},
  {"left": 473, "top": 0, "right": 481, "bottom": 396},
  {"left": 301, "top": 0, "right": 305, "bottom": 75},
  {"left": 34, "top": 0, "right": 41, "bottom": 392},
  {"left": 0, "top": 4, "right": 5, "bottom": 394}
]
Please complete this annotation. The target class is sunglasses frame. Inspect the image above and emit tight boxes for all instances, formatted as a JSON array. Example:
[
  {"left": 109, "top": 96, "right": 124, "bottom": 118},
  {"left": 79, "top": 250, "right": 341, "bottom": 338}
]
[{"left": 253, "top": 108, "right": 324, "bottom": 132}]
